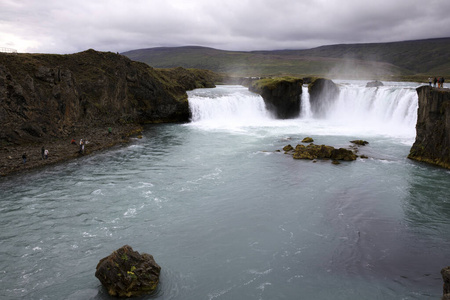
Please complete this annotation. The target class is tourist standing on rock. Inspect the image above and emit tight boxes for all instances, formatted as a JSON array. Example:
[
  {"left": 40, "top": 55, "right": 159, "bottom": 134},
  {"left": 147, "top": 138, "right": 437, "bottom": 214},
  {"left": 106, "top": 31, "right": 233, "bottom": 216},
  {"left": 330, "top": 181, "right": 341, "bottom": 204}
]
[
  {"left": 44, "top": 149, "right": 49, "bottom": 159},
  {"left": 434, "top": 77, "right": 438, "bottom": 87},
  {"left": 22, "top": 153, "right": 27, "bottom": 164},
  {"left": 41, "top": 146, "right": 45, "bottom": 160},
  {"left": 441, "top": 77, "right": 445, "bottom": 88},
  {"left": 428, "top": 77, "right": 432, "bottom": 86}
]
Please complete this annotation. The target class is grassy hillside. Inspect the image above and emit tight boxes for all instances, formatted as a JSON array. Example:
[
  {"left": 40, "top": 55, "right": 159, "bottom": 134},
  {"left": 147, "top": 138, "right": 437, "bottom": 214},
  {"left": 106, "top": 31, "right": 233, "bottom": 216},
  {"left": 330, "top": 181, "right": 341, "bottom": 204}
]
[{"left": 122, "top": 38, "right": 450, "bottom": 80}]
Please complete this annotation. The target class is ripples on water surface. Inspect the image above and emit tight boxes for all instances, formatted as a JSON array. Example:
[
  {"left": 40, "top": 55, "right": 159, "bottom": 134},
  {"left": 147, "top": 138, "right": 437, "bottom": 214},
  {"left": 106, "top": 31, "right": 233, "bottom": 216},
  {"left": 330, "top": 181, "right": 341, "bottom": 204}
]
[{"left": 1, "top": 84, "right": 450, "bottom": 300}]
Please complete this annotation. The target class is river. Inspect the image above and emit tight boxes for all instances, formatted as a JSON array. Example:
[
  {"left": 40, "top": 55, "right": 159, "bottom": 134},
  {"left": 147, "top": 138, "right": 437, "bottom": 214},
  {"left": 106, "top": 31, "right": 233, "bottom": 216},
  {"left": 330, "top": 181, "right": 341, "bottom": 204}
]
[{"left": 1, "top": 82, "right": 449, "bottom": 299}]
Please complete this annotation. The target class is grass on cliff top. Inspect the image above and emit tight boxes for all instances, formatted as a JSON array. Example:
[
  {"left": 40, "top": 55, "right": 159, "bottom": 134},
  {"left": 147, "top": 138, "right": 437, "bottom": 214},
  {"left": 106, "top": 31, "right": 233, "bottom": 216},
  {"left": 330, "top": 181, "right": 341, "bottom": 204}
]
[{"left": 251, "top": 76, "right": 303, "bottom": 91}]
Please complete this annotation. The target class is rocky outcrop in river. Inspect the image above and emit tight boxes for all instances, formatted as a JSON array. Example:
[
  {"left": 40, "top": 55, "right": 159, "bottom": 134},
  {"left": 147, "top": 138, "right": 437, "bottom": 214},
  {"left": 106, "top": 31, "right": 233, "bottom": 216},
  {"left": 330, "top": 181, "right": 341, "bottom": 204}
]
[
  {"left": 0, "top": 49, "right": 219, "bottom": 146},
  {"left": 249, "top": 77, "right": 303, "bottom": 118},
  {"left": 283, "top": 143, "right": 357, "bottom": 162},
  {"left": 95, "top": 245, "right": 161, "bottom": 297},
  {"left": 408, "top": 86, "right": 450, "bottom": 169},
  {"left": 442, "top": 267, "right": 450, "bottom": 299}
]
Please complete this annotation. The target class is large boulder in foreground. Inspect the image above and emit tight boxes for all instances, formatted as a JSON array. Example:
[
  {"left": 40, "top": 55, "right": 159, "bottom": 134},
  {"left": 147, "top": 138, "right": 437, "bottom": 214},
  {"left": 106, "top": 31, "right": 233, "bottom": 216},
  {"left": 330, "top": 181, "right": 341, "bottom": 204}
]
[
  {"left": 95, "top": 245, "right": 161, "bottom": 297},
  {"left": 408, "top": 86, "right": 450, "bottom": 169},
  {"left": 249, "top": 77, "right": 303, "bottom": 119}
]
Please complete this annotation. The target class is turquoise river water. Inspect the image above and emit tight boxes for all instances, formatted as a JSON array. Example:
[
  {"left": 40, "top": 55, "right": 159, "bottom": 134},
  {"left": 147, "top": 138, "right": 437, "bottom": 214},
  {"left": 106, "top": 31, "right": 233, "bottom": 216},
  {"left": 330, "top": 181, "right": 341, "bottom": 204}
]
[{"left": 1, "top": 82, "right": 449, "bottom": 299}]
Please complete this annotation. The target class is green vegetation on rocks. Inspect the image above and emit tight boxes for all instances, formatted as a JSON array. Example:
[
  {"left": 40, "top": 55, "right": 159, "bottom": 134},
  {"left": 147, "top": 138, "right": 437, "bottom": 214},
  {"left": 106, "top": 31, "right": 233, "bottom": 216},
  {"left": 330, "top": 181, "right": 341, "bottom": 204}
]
[
  {"left": 284, "top": 143, "right": 357, "bottom": 162},
  {"left": 350, "top": 140, "right": 369, "bottom": 146}
]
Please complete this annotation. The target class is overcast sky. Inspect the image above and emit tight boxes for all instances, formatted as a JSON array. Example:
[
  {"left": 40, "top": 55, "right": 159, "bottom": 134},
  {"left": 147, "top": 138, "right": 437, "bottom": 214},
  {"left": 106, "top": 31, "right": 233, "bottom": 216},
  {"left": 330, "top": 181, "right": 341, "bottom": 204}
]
[{"left": 1, "top": 0, "right": 450, "bottom": 54}]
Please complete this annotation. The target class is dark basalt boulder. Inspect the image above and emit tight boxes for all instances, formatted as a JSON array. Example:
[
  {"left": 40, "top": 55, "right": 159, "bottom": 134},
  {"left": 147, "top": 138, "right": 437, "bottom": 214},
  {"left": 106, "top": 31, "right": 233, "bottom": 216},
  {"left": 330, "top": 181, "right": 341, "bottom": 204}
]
[
  {"left": 442, "top": 267, "right": 450, "bottom": 299},
  {"left": 408, "top": 86, "right": 450, "bottom": 169},
  {"left": 308, "top": 78, "right": 339, "bottom": 117},
  {"left": 249, "top": 77, "right": 303, "bottom": 119},
  {"left": 366, "top": 80, "right": 384, "bottom": 88},
  {"left": 95, "top": 245, "right": 161, "bottom": 298},
  {"left": 289, "top": 144, "right": 357, "bottom": 162}
]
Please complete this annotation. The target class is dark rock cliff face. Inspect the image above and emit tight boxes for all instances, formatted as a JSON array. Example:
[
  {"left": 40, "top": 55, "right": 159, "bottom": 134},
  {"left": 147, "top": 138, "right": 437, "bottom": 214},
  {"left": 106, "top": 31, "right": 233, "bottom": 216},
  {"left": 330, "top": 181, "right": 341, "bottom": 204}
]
[
  {"left": 308, "top": 78, "right": 339, "bottom": 117},
  {"left": 248, "top": 77, "right": 303, "bottom": 119},
  {"left": 0, "top": 49, "right": 217, "bottom": 146},
  {"left": 408, "top": 86, "right": 450, "bottom": 169}
]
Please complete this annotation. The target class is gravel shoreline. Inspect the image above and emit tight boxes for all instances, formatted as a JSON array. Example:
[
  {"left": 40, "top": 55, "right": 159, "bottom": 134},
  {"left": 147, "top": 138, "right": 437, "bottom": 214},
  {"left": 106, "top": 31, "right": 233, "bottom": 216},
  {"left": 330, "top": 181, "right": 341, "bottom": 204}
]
[{"left": 0, "top": 124, "right": 143, "bottom": 178}]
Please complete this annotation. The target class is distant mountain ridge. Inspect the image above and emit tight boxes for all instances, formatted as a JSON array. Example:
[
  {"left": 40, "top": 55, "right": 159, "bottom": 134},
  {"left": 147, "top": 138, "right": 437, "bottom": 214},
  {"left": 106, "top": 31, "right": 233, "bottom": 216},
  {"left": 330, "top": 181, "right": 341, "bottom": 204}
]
[{"left": 122, "top": 38, "right": 450, "bottom": 79}]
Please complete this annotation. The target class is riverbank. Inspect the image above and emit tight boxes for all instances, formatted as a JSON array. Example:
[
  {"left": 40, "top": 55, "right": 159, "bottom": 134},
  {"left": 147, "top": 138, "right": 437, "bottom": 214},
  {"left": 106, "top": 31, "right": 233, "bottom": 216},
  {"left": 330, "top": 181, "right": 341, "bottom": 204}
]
[{"left": 0, "top": 124, "right": 143, "bottom": 177}]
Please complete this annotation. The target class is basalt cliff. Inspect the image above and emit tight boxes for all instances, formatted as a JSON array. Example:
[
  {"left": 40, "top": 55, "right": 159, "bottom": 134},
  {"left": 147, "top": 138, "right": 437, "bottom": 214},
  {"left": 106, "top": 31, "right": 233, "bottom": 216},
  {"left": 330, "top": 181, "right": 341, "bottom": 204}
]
[
  {"left": 249, "top": 77, "right": 303, "bottom": 118},
  {"left": 0, "top": 49, "right": 220, "bottom": 146},
  {"left": 408, "top": 86, "right": 450, "bottom": 169}
]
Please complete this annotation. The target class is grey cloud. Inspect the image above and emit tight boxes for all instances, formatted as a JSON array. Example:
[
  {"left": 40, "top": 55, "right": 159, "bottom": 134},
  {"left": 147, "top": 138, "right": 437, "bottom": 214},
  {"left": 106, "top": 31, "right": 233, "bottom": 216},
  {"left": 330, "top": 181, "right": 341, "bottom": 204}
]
[{"left": 0, "top": 0, "right": 449, "bottom": 54}]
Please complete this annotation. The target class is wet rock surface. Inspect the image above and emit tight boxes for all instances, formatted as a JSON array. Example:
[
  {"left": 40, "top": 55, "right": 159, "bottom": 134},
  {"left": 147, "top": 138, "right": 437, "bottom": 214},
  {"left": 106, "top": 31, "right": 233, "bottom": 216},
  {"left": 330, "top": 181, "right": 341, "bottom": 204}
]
[
  {"left": 249, "top": 77, "right": 303, "bottom": 119},
  {"left": 284, "top": 143, "right": 357, "bottom": 162},
  {"left": 95, "top": 245, "right": 161, "bottom": 298}
]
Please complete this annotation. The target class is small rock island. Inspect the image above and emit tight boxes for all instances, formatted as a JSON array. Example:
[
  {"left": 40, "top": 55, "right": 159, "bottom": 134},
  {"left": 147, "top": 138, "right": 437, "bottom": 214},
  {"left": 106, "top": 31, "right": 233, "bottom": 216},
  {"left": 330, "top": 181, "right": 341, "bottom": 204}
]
[{"left": 95, "top": 245, "right": 161, "bottom": 297}]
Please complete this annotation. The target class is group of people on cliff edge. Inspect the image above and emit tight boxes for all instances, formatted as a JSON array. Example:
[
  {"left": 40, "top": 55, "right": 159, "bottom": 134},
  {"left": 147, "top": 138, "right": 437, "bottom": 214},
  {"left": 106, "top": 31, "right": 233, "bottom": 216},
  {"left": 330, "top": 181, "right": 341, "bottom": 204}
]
[{"left": 428, "top": 77, "right": 445, "bottom": 88}]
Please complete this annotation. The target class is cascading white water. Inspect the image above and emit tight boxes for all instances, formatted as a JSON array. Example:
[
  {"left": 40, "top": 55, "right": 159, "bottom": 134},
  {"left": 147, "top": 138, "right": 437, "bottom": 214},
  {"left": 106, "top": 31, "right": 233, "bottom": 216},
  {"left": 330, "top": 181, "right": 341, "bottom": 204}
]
[
  {"left": 187, "top": 82, "right": 419, "bottom": 140},
  {"left": 321, "top": 83, "right": 418, "bottom": 137},
  {"left": 300, "top": 85, "right": 312, "bottom": 119},
  {"left": 188, "top": 85, "right": 273, "bottom": 129}
]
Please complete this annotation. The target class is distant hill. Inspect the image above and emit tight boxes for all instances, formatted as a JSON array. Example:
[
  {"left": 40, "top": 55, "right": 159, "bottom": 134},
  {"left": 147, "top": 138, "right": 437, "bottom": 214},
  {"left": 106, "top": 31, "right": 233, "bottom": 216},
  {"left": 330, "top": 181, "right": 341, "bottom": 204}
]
[{"left": 122, "top": 38, "right": 450, "bottom": 79}]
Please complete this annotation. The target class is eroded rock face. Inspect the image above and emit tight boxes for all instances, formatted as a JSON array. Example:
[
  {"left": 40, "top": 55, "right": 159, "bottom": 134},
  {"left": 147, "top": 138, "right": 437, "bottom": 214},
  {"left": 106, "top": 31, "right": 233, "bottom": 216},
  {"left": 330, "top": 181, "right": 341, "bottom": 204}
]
[
  {"left": 249, "top": 77, "right": 303, "bottom": 119},
  {"left": 95, "top": 245, "right": 161, "bottom": 298},
  {"left": 0, "top": 50, "right": 216, "bottom": 146},
  {"left": 408, "top": 86, "right": 450, "bottom": 169}
]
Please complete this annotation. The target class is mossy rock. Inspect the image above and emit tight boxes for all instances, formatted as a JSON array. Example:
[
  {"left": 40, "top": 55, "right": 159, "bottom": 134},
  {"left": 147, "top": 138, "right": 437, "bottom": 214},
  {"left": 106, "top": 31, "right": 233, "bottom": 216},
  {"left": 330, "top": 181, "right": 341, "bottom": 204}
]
[
  {"left": 301, "top": 137, "right": 314, "bottom": 143},
  {"left": 283, "top": 144, "right": 294, "bottom": 152},
  {"left": 95, "top": 245, "right": 161, "bottom": 297},
  {"left": 350, "top": 140, "right": 369, "bottom": 146},
  {"left": 287, "top": 143, "right": 357, "bottom": 162}
]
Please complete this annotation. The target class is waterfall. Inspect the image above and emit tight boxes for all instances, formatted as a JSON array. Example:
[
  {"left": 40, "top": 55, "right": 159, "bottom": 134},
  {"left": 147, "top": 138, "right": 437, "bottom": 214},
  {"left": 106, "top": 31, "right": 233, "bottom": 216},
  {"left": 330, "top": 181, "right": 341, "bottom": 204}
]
[
  {"left": 320, "top": 84, "right": 418, "bottom": 136},
  {"left": 300, "top": 85, "right": 312, "bottom": 119},
  {"left": 187, "top": 82, "right": 418, "bottom": 138},
  {"left": 188, "top": 85, "right": 273, "bottom": 128}
]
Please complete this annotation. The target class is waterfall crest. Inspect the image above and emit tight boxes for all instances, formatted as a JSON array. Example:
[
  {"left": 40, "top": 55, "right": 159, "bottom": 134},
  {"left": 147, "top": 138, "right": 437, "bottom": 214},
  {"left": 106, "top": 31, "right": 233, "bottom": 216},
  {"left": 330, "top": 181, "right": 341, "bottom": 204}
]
[
  {"left": 187, "top": 83, "right": 418, "bottom": 138},
  {"left": 309, "top": 84, "right": 418, "bottom": 135}
]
